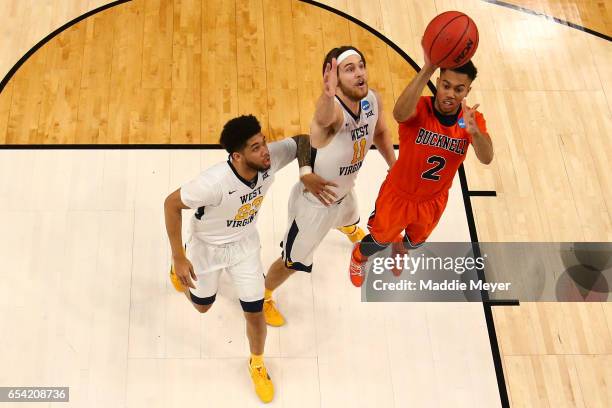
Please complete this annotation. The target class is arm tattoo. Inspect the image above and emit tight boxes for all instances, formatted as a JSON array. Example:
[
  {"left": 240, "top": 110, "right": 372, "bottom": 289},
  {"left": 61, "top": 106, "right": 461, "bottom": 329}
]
[{"left": 292, "top": 134, "right": 312, "bottom": 167}]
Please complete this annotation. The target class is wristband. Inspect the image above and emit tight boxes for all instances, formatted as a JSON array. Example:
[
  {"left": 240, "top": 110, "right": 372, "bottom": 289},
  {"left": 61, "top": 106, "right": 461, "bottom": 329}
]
[{"left": 299, "top": 166, "right": 312, "bottom": 177}]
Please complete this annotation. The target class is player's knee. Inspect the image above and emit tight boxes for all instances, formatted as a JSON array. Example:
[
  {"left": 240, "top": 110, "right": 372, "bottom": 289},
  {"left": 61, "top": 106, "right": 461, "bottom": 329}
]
[
  {"left": 240, "top": 298, "right": 264, "bottom": 313},
  {"left": 283, "top": 259, "right": 312, "bottom": 273},
  {"left": 189, "top": 292, "right": 216, "bottom": 313},
  {"left": 283, "top": 264, "right": 296, "bottom": 275}
]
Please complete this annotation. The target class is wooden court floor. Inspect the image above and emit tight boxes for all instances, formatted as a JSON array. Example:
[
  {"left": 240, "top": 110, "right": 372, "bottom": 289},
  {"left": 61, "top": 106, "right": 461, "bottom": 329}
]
[
  {"left": 0, "top": 0, "right": 611, "bottom": 406},
  {"left": 0, "top": 149, "right": 499, "bottom": 407}
]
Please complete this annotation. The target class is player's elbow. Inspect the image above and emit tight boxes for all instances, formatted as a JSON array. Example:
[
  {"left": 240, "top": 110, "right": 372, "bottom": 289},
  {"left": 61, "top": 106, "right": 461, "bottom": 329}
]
[
  {"left": 392, "top": 107, "right": 413, "bottom": 123},
  {"left": 314, "top": 115, "right": 334, "bottom": 130},
  {"left": 164, "top": 189, "right": 183, "bottom": 212},
  {"left": 372, "top": 130, "right": 388, "bottom": 146},
  {"left": 164, "top": 194, "right": 174, "bottom": 212},
  {"left": 479, "top": 152, "right": 494, "bottom": 165}
]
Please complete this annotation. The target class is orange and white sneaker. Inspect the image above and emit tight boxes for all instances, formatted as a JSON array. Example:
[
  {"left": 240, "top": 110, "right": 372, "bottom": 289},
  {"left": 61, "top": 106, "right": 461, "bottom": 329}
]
[
  {"left": 248, "top": 360, "right": 274, "bottom": 403},
  {"left": 390, "top": 236, "right": 408, "bottom": 277},
  {"left": 263, "top": 299, "right": 285, "bottom": 327},
  {"left": 169, "top": 263, "right": 186, "bottom": 292},
  {"left": 349, "top": 244, "right": 368, "bottom": 287},
  {"left": 337, "top": 224, "right": 366, "bottom": 243}
]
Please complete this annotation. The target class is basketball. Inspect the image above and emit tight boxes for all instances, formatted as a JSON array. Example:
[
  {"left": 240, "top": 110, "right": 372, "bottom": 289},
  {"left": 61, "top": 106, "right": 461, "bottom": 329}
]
[{"left": 422, "top": 11, "right": 479, "bottom": 68}]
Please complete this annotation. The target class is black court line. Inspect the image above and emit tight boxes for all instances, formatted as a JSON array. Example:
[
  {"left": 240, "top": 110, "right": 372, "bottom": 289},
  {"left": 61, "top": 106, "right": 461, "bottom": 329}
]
[
  {"left": 483, "top": 0, "right": 612, "bottom": 42},
  {"left": 0, "top": 0, "right": 132, "bottom": 95},
  {"left": 299, "top": 1, "right": 511, "bottom": 407},
  {"left": 486, "top": 299, "right": 520, "bottom": 306},
  {"left": 0, "top": 144, "right": 221, "bottom": 150},
  {"left": 0, "top": 1, "right": 511, "bottom": 406},
  {"left": 469, "top": 190, "right": 497, "bottom": 197},
  {"left": 458, "top": 166, "right": 510, "bottom": 408}
]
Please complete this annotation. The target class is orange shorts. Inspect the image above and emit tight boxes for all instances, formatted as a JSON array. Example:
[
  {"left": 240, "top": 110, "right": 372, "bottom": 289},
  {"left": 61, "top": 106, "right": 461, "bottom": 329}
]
[{"left": 367, "top": 179, "right": 449, "bottom": 247}]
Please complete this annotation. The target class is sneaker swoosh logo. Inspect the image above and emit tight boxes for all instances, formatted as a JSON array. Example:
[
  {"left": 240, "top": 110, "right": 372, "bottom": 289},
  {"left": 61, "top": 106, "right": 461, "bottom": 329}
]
[{"left": 229, "top": 190, "right": 237, "bottom": 194}]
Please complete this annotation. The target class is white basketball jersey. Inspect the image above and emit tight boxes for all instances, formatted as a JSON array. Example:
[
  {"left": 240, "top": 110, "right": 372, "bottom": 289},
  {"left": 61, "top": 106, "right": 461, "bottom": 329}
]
[
  {"left": 308, "top": 90, "right": 379, "bottom": 202},
  {"left": 180, "top": 139, "right": 296, "bottom": 245}
]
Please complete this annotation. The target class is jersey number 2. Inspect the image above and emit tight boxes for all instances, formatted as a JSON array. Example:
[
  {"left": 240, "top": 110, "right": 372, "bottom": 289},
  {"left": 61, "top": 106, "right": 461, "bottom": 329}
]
[
  {"left": 235, "top": 196, "right": 264, "bottom": 221},
  {"left": 351, "top": 139, "right": 367, "bottom": 164},
  {"left": 421, "top": 156, "right": 446, "bottom": 181}
]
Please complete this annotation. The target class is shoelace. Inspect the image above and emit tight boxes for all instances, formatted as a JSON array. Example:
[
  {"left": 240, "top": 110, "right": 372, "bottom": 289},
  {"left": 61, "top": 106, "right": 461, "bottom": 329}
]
[
  {"left": 251, "top": 365, "right": 269, "bottom": 381},
  {"left": 349, "top": 262, "right": 365, "bottom": 276}
]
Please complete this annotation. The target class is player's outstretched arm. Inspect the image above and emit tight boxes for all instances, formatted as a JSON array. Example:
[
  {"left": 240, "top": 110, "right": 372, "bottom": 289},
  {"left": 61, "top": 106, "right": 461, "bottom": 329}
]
[
  {"left": 164, "top": 189, "right": 197, "bottom": 289},
  {"left": 371, "top": 91, "right": 397, "bottom": 169},
  {"left": 311, "top": 58, "right": 344, "bottom": 148},
  {"left": 462, "top": 100, "right": 494, "bottom": 164},
  {"left": 291, "top": 133, "right": 339, "bottom": 206},
  {"left": 393, "top": 61, "right": 437, "bottom": 123}
]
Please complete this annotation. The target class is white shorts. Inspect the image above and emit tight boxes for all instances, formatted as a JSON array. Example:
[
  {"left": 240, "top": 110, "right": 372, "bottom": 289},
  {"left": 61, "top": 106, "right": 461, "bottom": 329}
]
[
  {"left": 281, "top": 182, "right": 360, "bottom": 272},
  {"left": 186, "top": 232, "right": 264, "bottom": 303}
]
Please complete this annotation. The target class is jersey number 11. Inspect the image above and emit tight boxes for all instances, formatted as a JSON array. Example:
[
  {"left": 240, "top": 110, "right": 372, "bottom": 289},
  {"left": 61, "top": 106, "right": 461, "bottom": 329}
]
[{"left": 351, "top": 139, "right": 367, "bottom": 164}]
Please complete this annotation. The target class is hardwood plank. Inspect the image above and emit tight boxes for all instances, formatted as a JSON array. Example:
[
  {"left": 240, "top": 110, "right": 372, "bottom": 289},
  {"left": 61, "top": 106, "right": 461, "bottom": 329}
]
[
  {"left": 109, "top": 0, "right": 145, "bottom": 90},
  {"left": 172, "top": 0, "right": 201, "bottom": 90},
  {"left": 200, "top": 0, "right": 237, "bottom": 143},
  {"left": 320, "top": 5, "right": 351, "bottom": 52},
  {"left": 76, "top": 85, "right": 110, "bottom": 144},
  {"left": 505, "top": 0, "right": 612, "bottom": 36},
  {"left": 235, "top": 0, "right": 269, "bottom": 136},
  {"left": 142, "top": 0, "right": 173, "bottom": 89},
  {"left": 262, "top": 0, "right": 300, "bottom": 140},
  {"left": 5, "top": 48, "right": 47, "bottom": 144},
  {"left": 505, "top": 355, "right": 585, "bottom": 408},
  {"left": 108, "top": 87, "right": 172, "bottom": 144},
  {"left": 347, "top": 0, "right": 384, "bottom": 32},
  {"left": 36, "top": 24, "right": 85, "bottom": 144},
  {"left": 80, "top": 7, "right": 115, "bottom": 89},
  {"left": 291, "top": 0, "right": 325, "bottom": 134},
  {"left": 86, "top": 211, "right": 134, "bottom": 407},
  {"left": 572, "top": 355, "right": 612, "bottom": 408},
  {"left": 171, "top": 87, "right": 200, "bottom": 144},
  {"left": 0, "top": 81, "right": 13, "bottom": 144},
  {"left": 170, "top": 0, "right": 201, "bottom": 144}
]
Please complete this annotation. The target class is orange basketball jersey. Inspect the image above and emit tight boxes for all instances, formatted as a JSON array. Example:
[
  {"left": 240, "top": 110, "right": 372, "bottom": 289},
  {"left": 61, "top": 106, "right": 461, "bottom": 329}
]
[{"left": 387, "top": 96, "right": 487, "bottom": 200}]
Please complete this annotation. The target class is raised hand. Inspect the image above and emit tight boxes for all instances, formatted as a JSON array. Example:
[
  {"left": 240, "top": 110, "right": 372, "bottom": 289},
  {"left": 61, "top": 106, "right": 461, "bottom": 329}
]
[
  {"left": 462, "top": 100, "right": 481, "bottom": 135},
  {"left": 421, "top": 42, "right": 439, "bottom": 72},
  {"left": 322, "top": 58, "right": 338, "bottom": 97}
]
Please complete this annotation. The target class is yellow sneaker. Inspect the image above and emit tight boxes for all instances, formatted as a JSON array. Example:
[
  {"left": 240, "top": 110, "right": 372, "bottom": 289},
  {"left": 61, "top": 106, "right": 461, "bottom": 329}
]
[
  {"left": 169, "top": 263, "right": 186, "bottom": 292},
  {"left": 263, "top": 299, "right": 285, "bottom": 327},
  {"left": 248, "top": 360, "right": 274, "bottom": 403},
  {"left": 337, "top": 225, "right": 366, "bottom": 243}
]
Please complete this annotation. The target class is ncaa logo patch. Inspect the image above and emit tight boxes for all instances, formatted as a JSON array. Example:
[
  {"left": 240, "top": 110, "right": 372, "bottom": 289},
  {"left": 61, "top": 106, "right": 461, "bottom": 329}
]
[
  {"left": 458, "top": 118, "right": 466, "bottom": 128},
  {"left": 361, "top": 100, "right": 370, "bottom": 111}
]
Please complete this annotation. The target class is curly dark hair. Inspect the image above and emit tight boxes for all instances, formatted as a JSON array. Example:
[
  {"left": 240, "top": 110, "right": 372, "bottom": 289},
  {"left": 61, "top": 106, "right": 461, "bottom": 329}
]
[{"left": 219, "top": 115, "right": 262, "bottom": 154}]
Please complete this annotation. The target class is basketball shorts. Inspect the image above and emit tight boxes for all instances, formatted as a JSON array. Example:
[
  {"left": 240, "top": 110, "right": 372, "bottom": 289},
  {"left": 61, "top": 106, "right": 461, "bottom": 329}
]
[
  {"left": 186, "top": 231, "right": 264, "bottom": 303},
  {"left": 367, "top": 179, "right": 449, "bottom": 247},
  {"left": 281, "top": 182, "right": 360, "bottom": 272}
]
